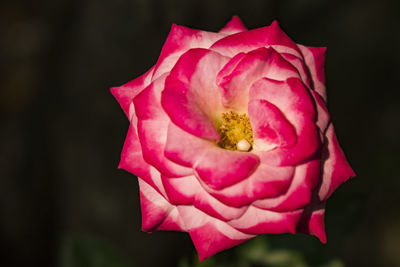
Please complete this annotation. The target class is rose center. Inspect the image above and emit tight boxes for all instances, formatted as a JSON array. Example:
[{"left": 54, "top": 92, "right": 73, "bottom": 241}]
[{"left": 217, "top": 111, "right": 253, "bottom": 151}]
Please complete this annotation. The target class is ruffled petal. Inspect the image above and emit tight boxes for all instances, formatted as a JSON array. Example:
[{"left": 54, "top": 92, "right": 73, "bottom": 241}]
[
  {"left": 217, "top": 47, "right": 300, "bottom": 110},
  {"left": 298, "top": 44, "right": 327, "bottom": 100},
  {"left": 153, "top": 25, "right": 225, "bottom": 80},
  {"left": 204, "top": 164, "right": 294, "bottom": 208},
  {"left": 228, "top": 205, "right": 303, "bottom": 235},
  {"left": 318, "top": 124, "right": 356, "bottom": 201},
  {"left": 194, "top": 147, "right": 260, "bottom": 190},
  {"left": 248, "top": 99, "right": 297, "bottom": 151},
  {"left": 162, "top": 48, "right": 230, "bottom": 140},
  {"left": 139, "top": 179, "right": 184, "bottom": 232},
  {"left": 177, "top": 206, "right": 254, "bottom": 261},
  {"left": 219, "top": 16, "right": 247, "bottom": 35},
  {"left": 250, "top": 77, "right": 319, "bottom": 166},
  {"left": 211, "top": 21, "right": 302, "bottom": 59},
  {"left": 296, "top": 202, "right": 327, "bottom": 243},
  {"left": 134, "top": 75, "right": 192, "bottom": 177},
  {"left": 111, "top": 66, "right": 155, "bottom": 119},
  {"left": 280, "top": 52, "right": 312, "bottom": 89},
  {"left": 252, "top": 159, "right": 321, "bottom": 212}
]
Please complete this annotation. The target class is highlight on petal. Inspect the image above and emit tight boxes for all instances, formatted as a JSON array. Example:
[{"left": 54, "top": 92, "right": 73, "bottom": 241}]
[
  {"left": 177, "top": 206, "right": 254, "bottom": 261},
  {"left": 298, "top": 44, "right": 327, "bottom": 100},
  {"left": 162, "top": 48, "right": 230, "bottom": 140},
  {"left": 318, "top": 124, "right": 356, "bottom": 201},
  {"left": 219, "top": 15, "right": 248, "bottom": 35},
  {"left": 111, "top": 66, "right": 155, "bottom": 119}
]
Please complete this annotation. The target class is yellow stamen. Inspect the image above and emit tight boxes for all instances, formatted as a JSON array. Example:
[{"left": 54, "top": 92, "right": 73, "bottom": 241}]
[{"left": 217, "top": 111, "right": 253, "bottom": 151}]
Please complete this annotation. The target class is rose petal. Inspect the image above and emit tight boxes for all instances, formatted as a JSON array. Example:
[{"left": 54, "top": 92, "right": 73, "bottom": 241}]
[
  {"left": 194, "top": 147, "right": 260, "bottom": 190},
  {"left": 219, "top": 16, "right": 248, "bottom": 35},
  {"left": 162, "top": 48, "right": 230, "bottom": 140},
  {"left": 318, "top": 124, "right": 356, "bottom": 201},
  {"left": 298, "top": 44, "right": 327, "bottom": 100},
  {"left": 177, "top": 206, "right": 254, "bottom": 261},
  {"left": 139, "top": 179, "right": 183, "bottom": 232},
  {"left": 217, "top": 47, "right": 300, "bottom": 110},
  {"left": 296, "top": 202, "right": 327, "bottom": 243},
  {"left": 111, "top": 66, "right": 155, "bottom": 119},
  {"left": 134, "top": 75, "right": 192, "bottom": 177},
  {"left": 252, "top": 159, "right": 321, "bottom": 212},
  {"left": 281, "top": 52, "right": 312, "bottom": 89},
  {"left": 228, "top": 205, "right": 303, "bottom": 235},
  {"left": 153, "top": 25, "right": 225, "bottom": 80},
  {"left": 211, "top": 20, "right": 302, "bottom": 58},
  {"left": 204, "top": 164, "right": 294, "bottom": 208},
  {"left": 248, "top": 99, "right": 297, "bottom": 151},
  {"left": 250, "top": 77, "right": 319, "bottom": 166}
]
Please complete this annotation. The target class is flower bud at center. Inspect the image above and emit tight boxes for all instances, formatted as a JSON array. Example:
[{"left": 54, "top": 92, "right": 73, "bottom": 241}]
[{"left": 217, "top": 111, "right": 253, "bottom": 151}]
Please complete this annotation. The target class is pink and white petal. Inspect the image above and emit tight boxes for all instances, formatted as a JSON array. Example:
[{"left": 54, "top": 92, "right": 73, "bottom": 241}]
[
  {"left": 211, "top": 20, "right": 302, "bottom": 58},
  {"left": 177, "top": 206, "right": 254, "bottom": 261},
  {"left": 152, "top": 25, "right": 226, "bottom": 80},
  {"left": 311, "top": 90, "right": 330, "bottom": 135},
  {"left": 253, "top": 159, "right": 321, "bottom": 212},
  {"left": 218, "top": 47, "right": 300, "bottom": 110},
  {"left": 298, "top": 44, "right": 327, "bottom": 100},
  {"left": 194, "top": 147, "right": 260, "bottom": 190},
  {"left": 205, "top": 164, "right": 294, "bottom": 208},
  {"left": 133, "top": 75, "right": 192, "bottom": 177},
  {"left": 219, "top": 16, "right": 248, "bottom": 35},
  {"left": 228, "top": 205, "right": 303, "bottom": 235},
  {"left": 138, "top": 179, "right": 180, "bottom": 232},
  {"left": 296, "top": 202, "right": 327, "bottom": 243},
  {"left": 162, "top": 48, "right": 230, "bottom": 140},
  {"left": 164, "top": 122, "right": 214, "bottom": 167},
  {"left": 248, "top": 99, "right": 297, "bottom": 150},
  {"left": 318, "top": 124, "right": 356, "bottom": 201},
  {"left": 156, "top": 206, "right": 185, "bottom": 231},
  {"left": 118, "top": 124, "right": 152, "bottom": 181},
  {"left": 281, "top": 52, "right": 312, "bottom": 89},
  {"left": 162, "top": 175, "right": 198, "bottom": 205},
  {"left": 111, "top": 66, "right": 155, "bottom": 119},
  {"left": 250, "top": 78, "right": 320, "bottom": 166}
]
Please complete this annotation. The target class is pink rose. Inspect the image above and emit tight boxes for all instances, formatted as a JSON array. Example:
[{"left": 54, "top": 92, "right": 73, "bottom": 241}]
[{"left": 111, "top": 16, "right": 355, "bottom": 260}]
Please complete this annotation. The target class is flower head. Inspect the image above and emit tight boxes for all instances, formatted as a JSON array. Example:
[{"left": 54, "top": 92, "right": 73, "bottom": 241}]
[{"left": 111, "top": 16, "right": 355, "bottom": 261}]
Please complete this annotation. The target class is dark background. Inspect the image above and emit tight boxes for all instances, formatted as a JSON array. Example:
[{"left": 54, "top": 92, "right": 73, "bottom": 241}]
[{"left": 1, "top": 0, "right": 399, "bottom": 266}]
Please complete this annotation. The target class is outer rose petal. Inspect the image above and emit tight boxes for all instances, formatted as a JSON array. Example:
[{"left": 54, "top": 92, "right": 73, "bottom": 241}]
[
  {"left": 177, "top": 206, "right": 254, "bottom": 261},
  {"left": 211, "top": 21, "right": 302, "bottom": 59},
  {"left": 228, "top": 205, "right": 303, "bottom": 235},
  {"left": 298, "top": 44, "right": 327, "bottom": 100},
  {"left": 152, "top": 25, "right": 225, "bottom": 80},
  {"left": 252, "top": 159, "right": 321, "bottom": 212},
  {"left": 296, "top": 202, "right": 327, "bottom": 243},
  {"left": 139, "top": 179, "right": 184, "bottom": 232},
  {"left": 111, "top": 66, "right": 154, "bottom": 119},
  {"left": 134, "top": 75, "right": 192, "bottom": 177},
  {"left": 318, "top": 124, "right": 356, "bottom": 201},
  {"left": 219, "top": 16, "right": 248, "bottom": 35},
  {"left": 162, "top": 48, "right": 230, "bottom": 140}
]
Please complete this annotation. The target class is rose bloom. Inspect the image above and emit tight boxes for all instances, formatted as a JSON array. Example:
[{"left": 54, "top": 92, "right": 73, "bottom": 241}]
[{"left": 111, "top": 16, "right": 355, "bottom": 260}]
